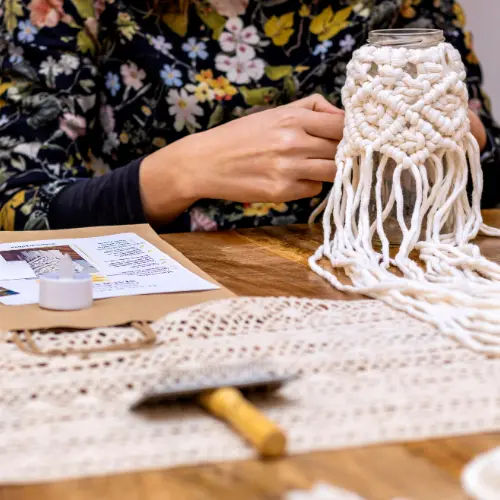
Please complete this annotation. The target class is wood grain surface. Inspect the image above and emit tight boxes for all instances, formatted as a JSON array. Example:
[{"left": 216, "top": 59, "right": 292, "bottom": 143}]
[{"left": 3, "top": 210, "right": 500, "bottom": 500}]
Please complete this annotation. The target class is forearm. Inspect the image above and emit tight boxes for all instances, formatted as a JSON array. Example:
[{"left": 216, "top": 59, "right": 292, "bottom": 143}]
[
  {"left": 49, "top": 159, "right": 147, "bottom": 228},
  {"left": 138, "top": 139, "right": 199, "bottom": 224},
  {"left": 49, "top": 147, "right": 201, "bottom": 229}
]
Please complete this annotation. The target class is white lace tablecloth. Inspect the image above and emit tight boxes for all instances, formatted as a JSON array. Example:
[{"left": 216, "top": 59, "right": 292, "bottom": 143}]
[{"left": 1, "top": 297, "right": 500, "bottom": 483}]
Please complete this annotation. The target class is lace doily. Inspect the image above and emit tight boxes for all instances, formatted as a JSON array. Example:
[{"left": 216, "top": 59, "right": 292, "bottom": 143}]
[{"left": 2, "top": 296, "right": 500, "bottom": 483}]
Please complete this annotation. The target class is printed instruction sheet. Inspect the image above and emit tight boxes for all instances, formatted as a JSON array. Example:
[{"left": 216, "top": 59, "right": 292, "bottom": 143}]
[{"left": 0, "top": 233, "right": 218, "bottom": 305}]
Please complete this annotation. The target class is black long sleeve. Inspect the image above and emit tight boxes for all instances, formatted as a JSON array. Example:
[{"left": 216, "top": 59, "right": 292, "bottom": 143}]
[
  {"left": 481, "top": 131, "right": 500, "bottom": 208},
  {"left": 49, "top": 158, "right": 146, "bottom": 229}
]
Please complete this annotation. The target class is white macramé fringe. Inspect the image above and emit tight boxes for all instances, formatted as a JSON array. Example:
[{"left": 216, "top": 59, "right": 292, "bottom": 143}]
[{"left": 309, "top": 42, "right": 500, "bottom": 355}]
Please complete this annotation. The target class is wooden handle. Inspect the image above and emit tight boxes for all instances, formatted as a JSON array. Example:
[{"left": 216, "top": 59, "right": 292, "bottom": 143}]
[{"left": 198, "top": 387, "right": 286, "bottom": 457}]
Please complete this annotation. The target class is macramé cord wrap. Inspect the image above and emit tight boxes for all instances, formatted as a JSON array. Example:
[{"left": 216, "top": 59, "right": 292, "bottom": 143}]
[{"left": 309, "top": 42, "right": 500, "bottom": 355}]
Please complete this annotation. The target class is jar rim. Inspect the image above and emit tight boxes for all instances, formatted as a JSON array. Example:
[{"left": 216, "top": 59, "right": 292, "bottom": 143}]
[{"left": 368, "top": 29, "right": 445, "bottom": 48}]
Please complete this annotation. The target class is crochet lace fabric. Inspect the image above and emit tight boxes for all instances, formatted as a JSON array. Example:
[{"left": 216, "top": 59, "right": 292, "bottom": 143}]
[
  {"left": 310, "top": 42, "right": 500, "bottom": 355},
  {"left": 2, "top": 297, "right": 500, "bottom": 483}
]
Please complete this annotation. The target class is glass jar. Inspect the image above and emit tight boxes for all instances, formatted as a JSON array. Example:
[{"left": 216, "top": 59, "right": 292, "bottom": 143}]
[
  {"left": 368, "top": 28, "right": 444, "bottom": 49},
  {"left": 365, "top": 29, "right": 449, "bottom": 245}
]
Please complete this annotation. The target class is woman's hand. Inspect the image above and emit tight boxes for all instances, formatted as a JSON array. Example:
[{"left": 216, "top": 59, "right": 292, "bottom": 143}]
[
  {"left": 469, "top": 109, "right": 487, "bottom": 151},
  {"left": 140, "top": 94, "right": 344, "bottom": 223}
]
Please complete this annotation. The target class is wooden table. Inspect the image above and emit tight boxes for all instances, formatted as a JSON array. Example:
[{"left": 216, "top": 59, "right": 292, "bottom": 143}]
[{"left": 3, "top": 210, "right": 500, "bottom": 500}]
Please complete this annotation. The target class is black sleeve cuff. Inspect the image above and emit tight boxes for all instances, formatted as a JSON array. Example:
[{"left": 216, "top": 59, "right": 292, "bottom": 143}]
[
  {"left": 48, "top": 158, "right": 147, "bottom": 229},
  {"left": 481, "top": 130, "right": 500, "bottom": 209}
]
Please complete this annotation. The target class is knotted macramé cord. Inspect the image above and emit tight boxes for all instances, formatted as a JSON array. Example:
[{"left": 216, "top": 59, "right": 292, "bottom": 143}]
[{"left": 309, "top": 42, "right": 500, "bottom": 355}]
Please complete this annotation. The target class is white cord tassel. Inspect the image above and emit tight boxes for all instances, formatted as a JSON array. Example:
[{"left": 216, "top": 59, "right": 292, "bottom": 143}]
[{"left": 309, "top": 42, "right": 500, "bottom": 355}]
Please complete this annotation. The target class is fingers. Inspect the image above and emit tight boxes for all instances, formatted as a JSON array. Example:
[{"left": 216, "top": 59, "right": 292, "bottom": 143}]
[
  {"left": 302, "top": 136, "right": 338, "bottom": 160},
  {"left": 285, "top": 94, "right": 345, "bottom": 140},
  {"left": 468, "top": 109, "right": 487, "bottom": 151},
  {"left": 275, "top": 180, "right": 324, "bottom": 201},
  {"left": 299, "top": 108, "right": 344, "bottom": 141},
  {"left": 289, "top": 93, "right": 344, "bottom": 115},
  {"left": 291, "top": 180, "right": 325, "bottom": 200},
  {"left": 295, "top": 159, "right": 336, "bottom": 183}
]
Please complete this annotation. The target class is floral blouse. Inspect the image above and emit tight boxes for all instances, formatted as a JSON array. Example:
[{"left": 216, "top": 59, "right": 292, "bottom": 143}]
[{"left": 0, "top": 0, "right": 499, "bottom": 231}]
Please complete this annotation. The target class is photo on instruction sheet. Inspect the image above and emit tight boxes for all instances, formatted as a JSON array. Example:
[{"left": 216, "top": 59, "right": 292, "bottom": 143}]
[{"left": 0, "top": 245, "right": 98, "bottom": 277}]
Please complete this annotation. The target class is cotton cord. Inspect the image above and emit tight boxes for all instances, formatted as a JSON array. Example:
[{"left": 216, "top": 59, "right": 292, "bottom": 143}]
[{"left": 309, "top": 42, "right": 500, "bottom": 355}]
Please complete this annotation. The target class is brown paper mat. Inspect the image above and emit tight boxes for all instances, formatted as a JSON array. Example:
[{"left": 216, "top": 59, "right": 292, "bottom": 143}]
[{"left": 0, "top": 224, "right": 234, "bottom": 330}]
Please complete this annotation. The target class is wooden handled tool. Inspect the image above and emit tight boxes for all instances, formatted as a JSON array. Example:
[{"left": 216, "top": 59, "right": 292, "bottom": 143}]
[
  {"left": 198, "top": 386, "right": 285, "bottom": 457},
  {"left": 132, "top": 363, "right": 293, "bottom": 457}
]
